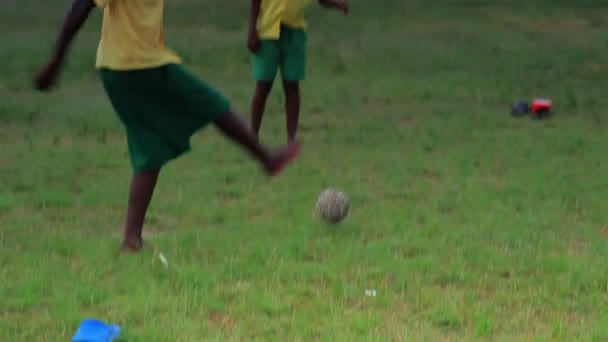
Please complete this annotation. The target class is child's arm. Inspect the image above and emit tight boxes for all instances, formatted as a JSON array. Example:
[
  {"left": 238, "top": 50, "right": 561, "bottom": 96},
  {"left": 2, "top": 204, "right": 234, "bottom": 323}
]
[
  {"left": 247, "top": 0, "right": 262, "bottom": 53},
  {"left": 318, "top": 0, "right": 349, "bottom": 14},
  {"left": 34, "top": 0, "right": 96, "bottom": 91}
]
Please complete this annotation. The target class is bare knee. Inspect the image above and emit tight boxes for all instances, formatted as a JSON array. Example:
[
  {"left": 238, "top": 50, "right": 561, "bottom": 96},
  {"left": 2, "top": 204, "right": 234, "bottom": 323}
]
[
  {"left": 255, "top": 81, "right": 273, "bottom": 100},
  {"left": 282, "top": 80, "right": 299, "bottom": 96}
]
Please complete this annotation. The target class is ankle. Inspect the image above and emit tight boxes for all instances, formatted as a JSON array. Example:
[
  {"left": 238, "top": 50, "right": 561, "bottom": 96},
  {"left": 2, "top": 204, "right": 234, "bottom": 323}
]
[{"left": 123, "top": 234, "right": 143, "bottom": 250}]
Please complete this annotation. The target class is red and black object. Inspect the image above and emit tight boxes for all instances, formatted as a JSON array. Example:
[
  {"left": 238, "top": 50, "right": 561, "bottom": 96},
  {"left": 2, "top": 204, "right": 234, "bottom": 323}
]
[
  {"left": 511, "top": 98, "right": 552, "bottom": 119},
  {"left": 530, "top": 99, "right": 552, "bottom": 119}
]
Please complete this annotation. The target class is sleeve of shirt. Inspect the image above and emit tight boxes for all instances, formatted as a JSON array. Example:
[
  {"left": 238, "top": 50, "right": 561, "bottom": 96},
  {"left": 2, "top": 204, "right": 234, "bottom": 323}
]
[{"left": 93, "top": 0, "right": 111, "bottom": 8}]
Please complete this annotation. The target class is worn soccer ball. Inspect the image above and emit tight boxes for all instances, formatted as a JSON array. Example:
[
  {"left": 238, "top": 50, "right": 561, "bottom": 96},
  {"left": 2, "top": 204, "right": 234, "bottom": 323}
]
[{"left": 315, "top": 189, "right": 350, "bottom": 224}]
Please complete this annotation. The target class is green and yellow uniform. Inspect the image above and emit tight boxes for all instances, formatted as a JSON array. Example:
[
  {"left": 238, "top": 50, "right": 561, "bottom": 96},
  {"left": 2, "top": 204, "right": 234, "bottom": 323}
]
[
  {"left": 94, "top": 0, "right": 230, "bottom": 172},
  {"left": 253, "top": 0, "right": 311, "bottom": 82}
]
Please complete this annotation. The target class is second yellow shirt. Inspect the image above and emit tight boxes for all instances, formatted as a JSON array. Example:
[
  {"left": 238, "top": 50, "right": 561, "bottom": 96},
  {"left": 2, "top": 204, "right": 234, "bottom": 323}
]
[{"left": 257, "top": 0, "right": 312, "bottom": 40}]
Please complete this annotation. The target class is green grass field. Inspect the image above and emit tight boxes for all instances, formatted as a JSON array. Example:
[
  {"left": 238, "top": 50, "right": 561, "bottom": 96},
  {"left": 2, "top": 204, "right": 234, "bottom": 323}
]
[{"left": 3, "top": 0, "right": 608, "bottom": 340}]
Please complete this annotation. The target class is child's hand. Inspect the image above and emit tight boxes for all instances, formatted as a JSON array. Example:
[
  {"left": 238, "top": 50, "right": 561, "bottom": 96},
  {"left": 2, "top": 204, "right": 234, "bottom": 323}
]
[
  {"left": 320, "top": 0, "right": 348, "bottom": 14},
  {"left": 247, "top": 30, "right": 261, "bottom": 54},
  {"left": 336, "top": 0, "right": 348, "bottom": 14},
  {"left": 33, "top": 61, "right": 60, "bottom": 91}
]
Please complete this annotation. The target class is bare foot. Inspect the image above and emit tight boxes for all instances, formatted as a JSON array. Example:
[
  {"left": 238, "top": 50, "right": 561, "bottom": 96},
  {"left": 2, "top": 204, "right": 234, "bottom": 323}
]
[
  {"left": 120, "top": 237, "right": 144, "bottom": 254},
  {"left": 265, "top": 140, "right": 302, "bottom": 176}
]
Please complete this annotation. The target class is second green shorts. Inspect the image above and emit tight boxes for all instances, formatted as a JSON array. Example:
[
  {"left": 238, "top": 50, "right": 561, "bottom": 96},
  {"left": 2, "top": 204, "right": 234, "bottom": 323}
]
[
  {"left": 99, "top": 64, "right": 230, "bottom": 172},
  {"left": 253, "top": 25, "right": 307, "bottom": 82}
]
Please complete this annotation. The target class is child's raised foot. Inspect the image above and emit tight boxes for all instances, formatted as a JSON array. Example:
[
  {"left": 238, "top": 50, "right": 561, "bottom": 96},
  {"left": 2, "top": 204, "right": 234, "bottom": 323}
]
[{"left": 265, "top": 141, "right": 302, "bottom": 177}]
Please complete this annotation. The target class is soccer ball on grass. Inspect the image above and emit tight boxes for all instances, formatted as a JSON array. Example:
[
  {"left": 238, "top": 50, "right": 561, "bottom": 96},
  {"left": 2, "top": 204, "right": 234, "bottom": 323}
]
[{"left": 315, "top": 189, "right": 350, "bottom": 224}]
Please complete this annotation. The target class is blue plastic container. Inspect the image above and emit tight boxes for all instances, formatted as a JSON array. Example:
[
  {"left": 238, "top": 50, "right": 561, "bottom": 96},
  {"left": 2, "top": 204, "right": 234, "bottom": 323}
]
[{"left": 71, "top": 319, "right": 121, "bottom": 342}]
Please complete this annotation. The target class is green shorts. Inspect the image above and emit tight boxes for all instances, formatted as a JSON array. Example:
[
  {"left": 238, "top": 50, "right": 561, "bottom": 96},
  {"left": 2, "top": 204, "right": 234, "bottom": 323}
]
[
  {"left": 99, "top": 64, "right": 230, "bottom": 172},
  {"left": 253, "top": 25, "right": 307, "bottom": 82}
]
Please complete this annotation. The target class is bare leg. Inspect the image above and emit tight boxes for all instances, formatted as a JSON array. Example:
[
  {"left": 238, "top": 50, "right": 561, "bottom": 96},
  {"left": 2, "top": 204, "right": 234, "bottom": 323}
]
[
  {"left": 250, "top": 81, "right": 273, "bottom": 139},
  {"left": 214, "top": 111, "right": 301, "bottom": 175},
  {"left": 282, "top": 80, "right": 300, "bottom": 143},
  {"left": 122, "top": 169, "right": 160, "bottom": 252},
  {"left": 121, "top": 111, "right": 300, "bottom": 253}
]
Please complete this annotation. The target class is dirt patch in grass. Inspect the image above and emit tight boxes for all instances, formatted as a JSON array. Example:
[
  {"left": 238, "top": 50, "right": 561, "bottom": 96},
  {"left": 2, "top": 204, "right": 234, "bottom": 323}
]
[
  {"left": 600, "top": 225, "right": 608, "bottom": 242},
  {"left": 207, "top": 311, "right": 234, "bottom": 330}
]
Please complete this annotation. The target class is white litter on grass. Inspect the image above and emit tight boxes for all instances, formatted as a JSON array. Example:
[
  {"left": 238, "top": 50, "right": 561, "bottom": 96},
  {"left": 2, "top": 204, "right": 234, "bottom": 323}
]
[
  {"left": 158, "top": 253, "right": 169, "bottom": 267},
  {"left": 364, "top": 289, "right": 377, "bottom": 297}
]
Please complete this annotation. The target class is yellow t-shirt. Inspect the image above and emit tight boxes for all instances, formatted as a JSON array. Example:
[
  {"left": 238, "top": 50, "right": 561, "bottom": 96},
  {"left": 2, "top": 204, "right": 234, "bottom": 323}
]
[
  {"left": 257, "top": 0, "right": 311, "bottom": 40},
  {"left": 93, "top": 0, "right": 181, "bottom": 70}
]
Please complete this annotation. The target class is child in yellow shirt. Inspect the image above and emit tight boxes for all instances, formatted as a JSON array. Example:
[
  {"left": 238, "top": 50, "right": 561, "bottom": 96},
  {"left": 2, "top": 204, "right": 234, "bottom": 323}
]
[
  {"left": 248, "top": 0, "right": 348, "bottom": 142},
  {"left": 33, "top": 0, "right": 301, "bottom": 252}
]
